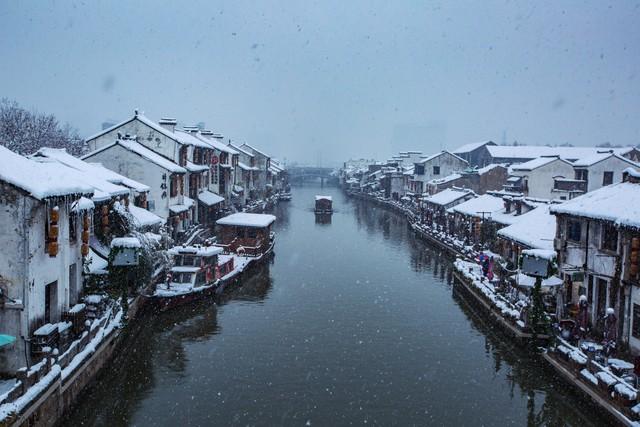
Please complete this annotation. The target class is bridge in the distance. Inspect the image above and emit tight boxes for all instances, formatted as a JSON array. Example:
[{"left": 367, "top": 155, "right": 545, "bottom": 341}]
[{"left": 287, "top": 166, "right": 336, "bottom": 184}]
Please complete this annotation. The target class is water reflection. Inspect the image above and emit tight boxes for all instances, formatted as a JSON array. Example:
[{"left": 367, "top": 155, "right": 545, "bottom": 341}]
[
  {"left": 67, "top": 184, "right": 611, "bottom": 426},
  {"left": 314, "top": 213, "right": 332, "bottom": 225}
]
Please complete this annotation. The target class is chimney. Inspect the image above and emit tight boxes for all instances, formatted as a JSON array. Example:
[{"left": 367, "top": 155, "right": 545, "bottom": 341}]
[
  {"left": 623, "top": 167, "right": 640, "bottom": 184},
  {"left": 200, "top": 130, "right": 214, "bottom": 138},
  {"left": 159, "top": 117, "right": 177, "bottom": 133}
]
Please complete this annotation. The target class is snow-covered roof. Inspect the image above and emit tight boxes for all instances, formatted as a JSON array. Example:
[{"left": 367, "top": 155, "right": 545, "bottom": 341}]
[
  {"left": 522, "top": 248, "right": 557, "bottom": 260},
  {"left": 71, "top": 197, "right": 95, "bottom": 213},
  {"left": 428, "top": 173, "right": 462, "bottom": 185},
  {"left": 173, "top": 129, "right": 212, "bottom": 149},
  {"left": 238, "top": 161, "right": 259, "bottom": 171},
  {"left": 169, "top": 196, "right": 195, "bottom": 214},
  {"left": 85, "top": 111, "right": 179, "bottom": 143},
  {"left": 0, "top": 146, "right": 94, "bottom": 200},
  {"left": 168, "top": 245, "right": 222, "bottom": 257},
  {"left": 315, "top": 195, "right": 332, "bottom": 201},
  {"left": 241, "top": 143, "right": 270, "bottom": 159},
  {"left": 486, "top": 145, "right": 633, "bottom": 162},
  {"left": 511, "top": 156, "right": 571, "bottom": 171},
  {"left": 84, "top": 163, "right": 149, "bottom": 193},
  {"left": 198, "top": 190, "right": 224, "bottom": 206},
  {"left": 449, "top": 194, "right": 504, "bottom": 217},
  {"left": 185, "top": 161, "right": 209, "bottom": 173},
  {"left": 452, "top": 141, "right": 494, "bottom": 154},
  {"left": 86, "top": 248, "right": 108, "bottom": 275},
  {"left": 229, "top": 143, "right": 254, "bottom": 158},
  {"left": 128, "top": 204, "right": 163, "bottom": 227},
  {"left": 83, "top": 139, "right": 187, "bottom": 174},
  {"left": 110, "top": 237, "right": 142, "bottom": 249},
  {"left": 216, "top": 213, "right": 276, "bottom": 228},
  {"left": 418, "top": 150, "right": 468, "bottom": 165},
  {"left": 196, "top": 134, "right": 239, "bottom": 155},
  {"left": 424, "top": 188, "right": 474, "bottom": 206},
  {"left": 474, "top": 163, "right": 505, "bottom": 175},
  {"left": 497, "top": 205, "right": 556, "bottom": 250},
  {"left": 572, "top": 151, "right": 639, "bottom": 168},
  {"left": 550, "top": 180, "right": 640, "bottom": 229},
  {"left": 31, "top": 156, "right": 130, "bottom": 201}
]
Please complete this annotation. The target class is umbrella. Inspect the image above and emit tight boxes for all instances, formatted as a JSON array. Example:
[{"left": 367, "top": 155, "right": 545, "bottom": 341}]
[{"left": 0, "top": 334, "right": 16, "bottom": 348}]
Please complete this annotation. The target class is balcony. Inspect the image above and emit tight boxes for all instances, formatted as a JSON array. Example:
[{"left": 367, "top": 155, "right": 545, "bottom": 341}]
[
  {"left": 553, "top": 178, "right": 587, "bottom": 194},
  {"left": 503, "top": 176, "right": 526, "bottom": 193}
]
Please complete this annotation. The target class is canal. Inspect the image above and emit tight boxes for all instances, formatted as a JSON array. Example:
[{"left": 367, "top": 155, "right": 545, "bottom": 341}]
[{"left": 66, "top": 184, "right": 611, "bottom": 426}]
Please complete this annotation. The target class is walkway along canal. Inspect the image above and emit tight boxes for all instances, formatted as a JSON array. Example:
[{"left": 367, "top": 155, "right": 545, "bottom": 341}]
[{"left": 65, "top": 184, "right": 612, "bottom": 426}]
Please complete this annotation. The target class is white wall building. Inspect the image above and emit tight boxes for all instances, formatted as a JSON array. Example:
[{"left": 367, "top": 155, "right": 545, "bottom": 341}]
[
  {"left": 506, "top": 156, "right": 575, "bottom": 200},
  {"left": 0, "top": 146, "right": 94, "bottom": 375},
  {"left": 410, "top": 151, "right": 468, "bottom": 194}
]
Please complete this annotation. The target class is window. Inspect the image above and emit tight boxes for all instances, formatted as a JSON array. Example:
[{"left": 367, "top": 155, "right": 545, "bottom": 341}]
[
  {"left": 603, "top": 171, "right": 613, "bottom": 186},
  {"left": 567, "top": 220, "right": 581, "bottom": 242},
  {"left": 601, "top": 223, "right": 618, "bottom": 251},
  {"left": 575, "top": 169, "right": 588, "bottom": 182},
  {"left": 433, "top": 166, "right": 440, "bottom": 175},
  {"left": 147, "top": 200, "right": 155, "bottom": 211},
  {"left": 414, "top": 164, "right": 425, "bottom": 175},
  {"left": 170, "top": 176, "right": 179, "bottom": 197}
]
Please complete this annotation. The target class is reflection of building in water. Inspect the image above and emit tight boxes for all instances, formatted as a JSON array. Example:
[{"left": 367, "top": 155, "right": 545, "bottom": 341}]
[
  {"left": 315, "top": 213, "right": 332, "bottom": 225},
  {"left": 450, "top": 289, "right": 607, "bottom": 426}
]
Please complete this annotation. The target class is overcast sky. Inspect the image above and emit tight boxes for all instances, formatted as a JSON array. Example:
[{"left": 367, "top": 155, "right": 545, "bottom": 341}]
[{"left": 1, "top": 1, "right": 639, "bottom": 165}]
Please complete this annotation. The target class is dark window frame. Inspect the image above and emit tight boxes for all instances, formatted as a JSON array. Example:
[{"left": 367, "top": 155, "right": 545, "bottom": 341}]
[{"left": 567, "top": 220, "right": 582, "bottom": 242}]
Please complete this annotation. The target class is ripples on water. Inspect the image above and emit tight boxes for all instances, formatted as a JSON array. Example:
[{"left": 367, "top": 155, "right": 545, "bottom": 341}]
[{"left": 66, "top": 184, "right": 611, "bottom": 426}]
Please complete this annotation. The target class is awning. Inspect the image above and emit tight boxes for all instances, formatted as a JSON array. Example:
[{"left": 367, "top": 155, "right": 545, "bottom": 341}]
[
  {"left": 198, "top": 190, "right": 225, "bottom": 206},
  {"left": 169, "top": 197, "right": 194, "bottom": 214},
  {"left": 238, "top": 162, "right": 258, "bottom": 171},
  {"left": 0, "top": 334, "right": 17, "bottom": 347}
]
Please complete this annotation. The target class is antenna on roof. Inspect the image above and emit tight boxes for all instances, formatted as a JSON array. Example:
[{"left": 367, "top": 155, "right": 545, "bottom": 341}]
[{"left": 134, "top": 109, "right": 139, "bottom": 116}]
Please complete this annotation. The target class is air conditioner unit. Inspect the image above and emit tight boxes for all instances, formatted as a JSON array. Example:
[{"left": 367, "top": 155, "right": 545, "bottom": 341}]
[{"left": 554, "top": 238, "right": 564, "bottom": 251}]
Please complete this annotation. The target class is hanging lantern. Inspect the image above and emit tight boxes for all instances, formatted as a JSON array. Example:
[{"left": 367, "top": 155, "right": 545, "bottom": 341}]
[
  {"left": 82, "top": 214, "right": 90, "bottom": 229},
  {"left": 81, "top": 243, "right": 89, "bottom": 257},
  {"left": 48, "top": 241, "right": 59, "bottom": 256},
  {"left": 101, "top": 205, "right": 109, "bottom": 215},
  {"left": 50, "top": 207, "right": 60, "bottom": 223},
  {"left": 81, "top": 230, "right": 90, "bottom": 244},
  {"left": 48, "top": 223, "right": 59, "bottom": 240},
  {"left": 101, "top": 215, "right": 109, "bottom": 226}
]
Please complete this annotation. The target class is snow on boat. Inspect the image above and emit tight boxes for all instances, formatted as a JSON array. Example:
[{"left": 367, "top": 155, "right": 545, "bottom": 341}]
[
  {"left": 151, "top": 213, "right": 277, "bottom": 311},
  {"left": 151, "top": 244, "right": 237, "bottom": 311},
  {"left": 314, "top": 195, "right": 332, "bottom": 214}
]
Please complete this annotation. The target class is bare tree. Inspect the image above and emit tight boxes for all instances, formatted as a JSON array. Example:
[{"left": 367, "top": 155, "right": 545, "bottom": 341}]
[{"left": 0, "top": 98, "right": 85, "bottom": 155}]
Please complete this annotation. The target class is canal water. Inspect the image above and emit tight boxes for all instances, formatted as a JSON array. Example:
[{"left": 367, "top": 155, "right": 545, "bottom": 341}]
[{"left": 66, "top": 184, "right": 611, "bottom": 426}]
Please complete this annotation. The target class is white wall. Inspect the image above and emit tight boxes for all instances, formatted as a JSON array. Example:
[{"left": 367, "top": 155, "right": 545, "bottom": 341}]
[
  {"left": 512, "top": 159, "right": 575, "bottom": 200},
  {"left": 413, "top": 153, "right": 468, "bottom": 189},
  {"left": 83, "top": 144, "right": 177, "bottom": 220},
  {"left": 585, "top": 156, "right": 638, "bottom": 192},
  {"left": 88, "top": 118, "right": 180, "bottom": 163},
  {"left": 0, "top": 187, "right": 84, "bottom": 373}
]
